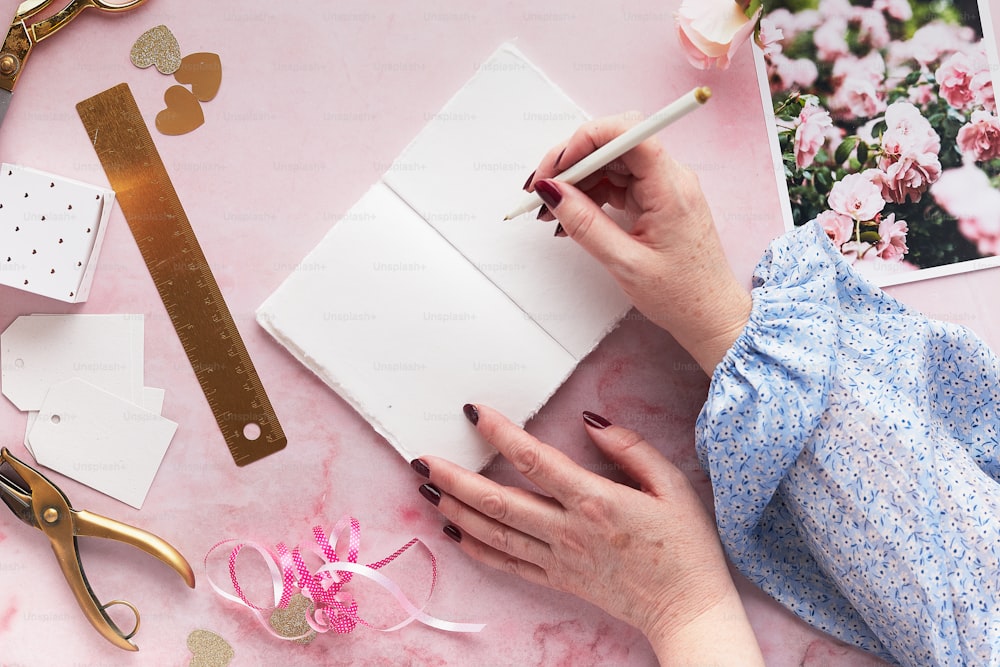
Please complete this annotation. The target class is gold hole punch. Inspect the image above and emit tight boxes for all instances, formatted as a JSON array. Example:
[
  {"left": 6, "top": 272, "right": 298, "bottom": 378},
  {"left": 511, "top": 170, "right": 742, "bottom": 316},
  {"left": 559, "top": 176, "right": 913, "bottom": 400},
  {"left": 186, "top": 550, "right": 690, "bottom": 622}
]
[{"left": 0, "top": 448, "right": 195, "bottom": 651}]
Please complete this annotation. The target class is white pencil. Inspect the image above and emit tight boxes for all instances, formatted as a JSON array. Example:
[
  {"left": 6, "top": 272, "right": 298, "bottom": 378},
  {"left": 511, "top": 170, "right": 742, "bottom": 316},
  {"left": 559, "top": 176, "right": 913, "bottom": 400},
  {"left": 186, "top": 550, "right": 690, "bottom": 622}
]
[{"left": 503, "top": 86, "right": 712, "bottom": 220}]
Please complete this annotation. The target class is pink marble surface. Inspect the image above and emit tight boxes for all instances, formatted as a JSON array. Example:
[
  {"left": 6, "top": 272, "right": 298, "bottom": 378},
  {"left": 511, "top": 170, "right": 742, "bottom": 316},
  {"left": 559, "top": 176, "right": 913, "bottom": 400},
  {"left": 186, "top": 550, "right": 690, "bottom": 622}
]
[{"left": 1, "top": 1, "right": 997, "bottom": 665}]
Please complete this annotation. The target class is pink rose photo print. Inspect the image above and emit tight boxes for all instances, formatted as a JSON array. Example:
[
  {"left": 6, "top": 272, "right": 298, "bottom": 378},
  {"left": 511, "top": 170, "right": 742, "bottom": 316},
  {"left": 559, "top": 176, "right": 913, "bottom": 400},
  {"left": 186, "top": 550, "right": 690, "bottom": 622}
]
[{"left": 755, "top": 0, "right": 1000, "bottom": 286}]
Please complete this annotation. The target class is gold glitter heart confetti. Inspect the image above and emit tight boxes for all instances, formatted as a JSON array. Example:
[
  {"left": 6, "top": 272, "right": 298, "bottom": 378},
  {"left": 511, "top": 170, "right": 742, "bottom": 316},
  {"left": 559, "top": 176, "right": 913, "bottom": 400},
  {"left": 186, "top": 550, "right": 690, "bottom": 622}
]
[
  {"left": 269, "top": 593, "right": 318, "bottom": 645},
  {"left": 187, "top": 629, "right": 234, "bottom": 667},
  {"left": 130, "top": 25, "right": 182, "bottom": 75}
]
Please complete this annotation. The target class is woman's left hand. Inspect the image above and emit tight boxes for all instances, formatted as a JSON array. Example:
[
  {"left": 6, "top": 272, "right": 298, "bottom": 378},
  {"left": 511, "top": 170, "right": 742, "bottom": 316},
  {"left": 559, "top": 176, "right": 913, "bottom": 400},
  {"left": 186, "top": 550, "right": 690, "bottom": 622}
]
[{"left": 411, "top": 404, "right": 749, "bottom": 650}]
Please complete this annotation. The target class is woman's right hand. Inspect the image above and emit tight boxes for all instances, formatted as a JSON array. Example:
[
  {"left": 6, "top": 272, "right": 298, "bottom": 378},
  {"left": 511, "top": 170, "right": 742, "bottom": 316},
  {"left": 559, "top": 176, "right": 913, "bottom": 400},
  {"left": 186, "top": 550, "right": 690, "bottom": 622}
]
[{"left": 525, "top": 114, "right": 751, "bottom": 374}]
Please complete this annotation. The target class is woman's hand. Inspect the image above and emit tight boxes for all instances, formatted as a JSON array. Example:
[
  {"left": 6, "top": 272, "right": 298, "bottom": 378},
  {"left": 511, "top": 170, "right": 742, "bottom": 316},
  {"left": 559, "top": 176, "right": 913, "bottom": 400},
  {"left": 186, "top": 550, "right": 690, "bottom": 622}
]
[
  {"left": 526, "top": 114, "right": 752, "bottom": 374},
  {"left": 412, "top": 404, "right": 763, "bottom": 665}
]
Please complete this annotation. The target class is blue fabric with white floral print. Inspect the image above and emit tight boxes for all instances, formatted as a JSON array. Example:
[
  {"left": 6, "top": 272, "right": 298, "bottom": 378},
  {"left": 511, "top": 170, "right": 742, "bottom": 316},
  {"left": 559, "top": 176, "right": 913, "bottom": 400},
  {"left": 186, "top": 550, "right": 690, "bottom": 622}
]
[{"left": 696, "top": 221, "right": 1000, "bottom": 667}]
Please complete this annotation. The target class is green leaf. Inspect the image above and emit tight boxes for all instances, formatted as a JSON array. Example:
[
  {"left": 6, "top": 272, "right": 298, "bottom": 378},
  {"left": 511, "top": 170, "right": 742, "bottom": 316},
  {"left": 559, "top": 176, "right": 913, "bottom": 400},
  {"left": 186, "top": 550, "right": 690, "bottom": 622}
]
[
  {"left": 835, "top": 136, "right": 860, "bottom": 165},
  {"left": 860, "top": 231, "right": 881, "bottom": 243},
  {"left": 745, "top": 0, "right": 763, "bottom": 20},
  {"left": 903, "top": 70, "right": 923, "bottom": 87},
  {"left": 857, "top": 141, "right": 869, "bottom": 165}
]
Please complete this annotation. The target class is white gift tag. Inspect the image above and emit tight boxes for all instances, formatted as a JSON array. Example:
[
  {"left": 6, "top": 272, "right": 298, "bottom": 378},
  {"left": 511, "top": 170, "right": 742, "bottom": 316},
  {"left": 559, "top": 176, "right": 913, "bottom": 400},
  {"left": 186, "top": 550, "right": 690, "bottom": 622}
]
[
  {"left": 28, "top": 378, "right": 178, "bottom": 509},
  {"left": 1, "top": 314, "right": 145, "bottom": 411}
]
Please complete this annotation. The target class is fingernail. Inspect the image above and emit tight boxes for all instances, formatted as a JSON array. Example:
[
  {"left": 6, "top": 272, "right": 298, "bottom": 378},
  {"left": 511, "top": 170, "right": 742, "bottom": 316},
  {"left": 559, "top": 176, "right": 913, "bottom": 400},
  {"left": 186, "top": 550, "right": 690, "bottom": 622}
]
[
  {"left": 419, "top": 483, "right": 442, "bottom": 506},
  {"left": 582, "top": 411, "right": 612, "bottom": 429},
  {"left": 463, "top": 403, "right": 479, "bottom": 425},
  {"left": 522, "top": 170, "right": 536, "bottom": 191},
  {"left": 443, "top": 525, "right": 463, "bottom": 543},
  {"left": 534, "top": 180, "right": 562, "bottom": 210},
  {"left": 536, "top": 204, "right": 549, "bottom": 220},
  {"left": 410, "top": 458, "right": 430, "bottom": 478},
  {"left": 553, "top": 147, "right": 566, "bottom": 169},
  {"left": 554, "top": 223, "right": 566, "bottom": 237}
]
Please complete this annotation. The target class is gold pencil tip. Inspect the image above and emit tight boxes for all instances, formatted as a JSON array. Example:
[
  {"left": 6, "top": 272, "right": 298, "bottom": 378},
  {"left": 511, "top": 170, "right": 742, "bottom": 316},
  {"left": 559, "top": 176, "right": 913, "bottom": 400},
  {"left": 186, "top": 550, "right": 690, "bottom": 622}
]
[{"left": 695, "top": 86, "right": 712, "bottom": 104}]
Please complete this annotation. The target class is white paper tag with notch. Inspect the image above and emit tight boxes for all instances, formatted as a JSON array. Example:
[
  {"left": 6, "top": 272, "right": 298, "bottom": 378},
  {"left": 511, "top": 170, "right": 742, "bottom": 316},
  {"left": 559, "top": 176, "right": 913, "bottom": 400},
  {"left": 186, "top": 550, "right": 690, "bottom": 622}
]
[{"left": 28, "top": 378, "right": 178, "bottom": 509}]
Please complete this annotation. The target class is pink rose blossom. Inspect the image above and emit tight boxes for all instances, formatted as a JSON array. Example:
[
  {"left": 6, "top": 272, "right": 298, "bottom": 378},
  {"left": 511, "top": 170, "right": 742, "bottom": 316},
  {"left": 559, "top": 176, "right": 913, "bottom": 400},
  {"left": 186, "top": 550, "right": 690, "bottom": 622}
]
[
  {"left": 833, "top": 51, "right": 886, "bottom": 86},
  {"left": 874, "top": 153, "right": 942, "bottom": 204},
  {"left": 814, "top": 18, "right": 850, "bottom": 61},
  {"left": 857, "top": 9, "right": 890, "bottom": 49},
  {"left": 819, "top": 0, "right": 854, "bottom": 20},
  {"left": 881, "top": 101, "right": 940, "bottom": 156},
  {"left": 794, "top": 102, "right": 833, "bottom": 168},
  {"left": 971, "top": 69, "right": 996, "bottom": 112},
  {"left": 815, "top": 210, "right": 855, "bottom": 246},
  {"left": 675, "top": 0, "right": 760, "bottom": 70},
  {"left": 908, "top": 83, "right": 935, "bottom": 106},
  {"left": 935, "top": 51, "right": 986, "bottom": 111},
  {"left": 957, "top": 110, "right": 1000, "bottom": 162},
  {"left": 830, "top": 76, "right": 886, "bottom": 119},
  {"left": 768, "top": 53, "right": 819, "bottom": 92},
  {"left": 874, "top": 0, "right": 912, "bottom": 21},
  {"left": 828, "top": 172, "right": 886, "bottom": 221},
  {"left": 932, "top": 164, "right": 1000, "bottom": 256},
  {"left": 875, "top": 214, "right": 909, "bottom": 261},
  {"left": 756, "top": 17, "right": 783, "bottom": 58},
  {"left": 830, "top": 53, "right": 887, "bottom": 119},
  {"left": 904, "top": 22, "right": 975, "bottom": 66}
]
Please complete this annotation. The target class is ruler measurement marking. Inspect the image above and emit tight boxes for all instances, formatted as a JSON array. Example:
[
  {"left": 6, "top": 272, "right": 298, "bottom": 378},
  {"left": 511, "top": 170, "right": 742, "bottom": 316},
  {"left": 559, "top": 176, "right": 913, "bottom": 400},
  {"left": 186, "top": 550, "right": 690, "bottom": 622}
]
[{"left": 77, "top": 84, "right": 286, "bottom": 466}]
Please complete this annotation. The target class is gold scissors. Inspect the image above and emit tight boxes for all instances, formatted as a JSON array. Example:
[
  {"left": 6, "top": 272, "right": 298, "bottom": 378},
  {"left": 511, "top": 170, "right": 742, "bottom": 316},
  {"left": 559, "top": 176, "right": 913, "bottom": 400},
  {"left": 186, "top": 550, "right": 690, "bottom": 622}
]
[
  {"left": 0, "top": 0, "right": 147, "bottom": 129},
  {"left": 0, "top": 447, "right": 195, "bottom": 651}
]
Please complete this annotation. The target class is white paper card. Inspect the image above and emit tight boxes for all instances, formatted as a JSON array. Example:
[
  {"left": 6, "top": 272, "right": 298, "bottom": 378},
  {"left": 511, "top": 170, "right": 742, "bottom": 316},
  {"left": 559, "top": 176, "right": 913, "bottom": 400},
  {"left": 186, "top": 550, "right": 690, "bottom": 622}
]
[
  {"left": 0, "top": 163, "right": 115, "bottom": 302},
  {"left": 1, "top": 314, "right": 144, "bottom": 411},
  {"left": 258, "top": 44, "right": 630, "bottom": 470},
  {"left": 383, "top": 45, "right": 630, "bottom": 357},
  {"left": 28, "top": 378, "right": 177, "bottom": 509}
]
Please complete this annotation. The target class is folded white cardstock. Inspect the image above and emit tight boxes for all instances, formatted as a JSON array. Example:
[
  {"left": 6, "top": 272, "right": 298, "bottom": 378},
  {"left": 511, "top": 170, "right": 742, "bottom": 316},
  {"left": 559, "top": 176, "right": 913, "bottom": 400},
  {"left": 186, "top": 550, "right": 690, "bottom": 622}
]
[
  {"left": 258, "top": 44, "right": 631, "bottom": 470},
  {"left": 29, "top": 378, "right": 178, "bottom": 509},
  {"left": 0, "top": 164, "right": 115, "bottom": 303}
]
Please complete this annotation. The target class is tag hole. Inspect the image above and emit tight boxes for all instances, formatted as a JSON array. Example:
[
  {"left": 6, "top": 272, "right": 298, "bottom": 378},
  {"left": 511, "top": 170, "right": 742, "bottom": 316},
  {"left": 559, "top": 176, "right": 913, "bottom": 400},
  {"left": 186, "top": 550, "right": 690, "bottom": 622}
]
[
  {"left": 243, "top": 423, "right": 261, "bottom": 441},
  {"left": 51, "top": 415, "right": 61, "bottom": 424},
  {"left": 14, "top": 358, "right": 24, "bottom": 369}
]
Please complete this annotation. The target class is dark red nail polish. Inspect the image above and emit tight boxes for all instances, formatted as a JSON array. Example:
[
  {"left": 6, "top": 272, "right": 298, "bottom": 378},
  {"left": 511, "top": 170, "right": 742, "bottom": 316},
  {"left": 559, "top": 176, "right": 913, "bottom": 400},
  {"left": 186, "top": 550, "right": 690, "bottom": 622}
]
[
  {"left": 534, "top": 180, "right": 562, "bottom": 210},
  {"left": 522, "top": 170, "right": 536, "bottom": 191},
  {"left": 443, "top": 525, "right": 463, "bottom": 543},
  {"left": 554, "top": 147, "right": 566, "bottom": 169},
  {"left": 463, "top": 403, "right": 479, "bottom": 425},
  {"left": 410, "top": 459, "right": 430, "bottom": 478},
  {"left": 554, "top": 223, "right": 566, "bottom": 237},
  {"left": 536, "top": 204, "right": 549, "bottom": 220},
  {"left": 419, "top": 483, "right": 442, "bottom": 506},
  {"left": 582, "top": 411, "right": 612, "bottom": 429}
]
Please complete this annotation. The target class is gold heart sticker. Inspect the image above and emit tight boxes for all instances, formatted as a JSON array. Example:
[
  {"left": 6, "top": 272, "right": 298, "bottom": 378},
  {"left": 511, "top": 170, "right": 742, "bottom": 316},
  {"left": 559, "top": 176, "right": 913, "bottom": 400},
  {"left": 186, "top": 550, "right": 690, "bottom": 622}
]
[
  {"left": 130, "top": 25, "right": 182, "bottom": 75},
  {"left": 155, "top": 85, "right": 205, "bottom": 136},
  {"left": 186, "top": 629, "right": 234, "bottom": 667},
  {"left": 269, "top": 593, "right": 317, "bottom": 644},
  {"left": 174, "top": 52, "right": 223, "bottom": 102}
]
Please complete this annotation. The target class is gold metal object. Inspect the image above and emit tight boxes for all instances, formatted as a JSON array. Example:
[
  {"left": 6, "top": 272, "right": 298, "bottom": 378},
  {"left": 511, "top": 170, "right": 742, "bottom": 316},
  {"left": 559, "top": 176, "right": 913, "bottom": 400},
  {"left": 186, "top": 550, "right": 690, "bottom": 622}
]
[
  {"left": 2, "top": 0, "right": 147, "bottom": 93},
  {"left": 76, "top": 84, "right": 287, "bottom": 466},
  {"left": 0, "top": 448, "right": 195, "bottom": 651}
]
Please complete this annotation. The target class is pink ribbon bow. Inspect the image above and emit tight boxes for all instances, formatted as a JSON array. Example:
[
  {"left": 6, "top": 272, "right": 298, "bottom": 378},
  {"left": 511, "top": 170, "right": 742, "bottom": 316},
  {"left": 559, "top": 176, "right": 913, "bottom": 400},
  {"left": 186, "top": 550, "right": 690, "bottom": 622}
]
[{"left": 205, "top": 516, "right": 485, "bottom": 639}]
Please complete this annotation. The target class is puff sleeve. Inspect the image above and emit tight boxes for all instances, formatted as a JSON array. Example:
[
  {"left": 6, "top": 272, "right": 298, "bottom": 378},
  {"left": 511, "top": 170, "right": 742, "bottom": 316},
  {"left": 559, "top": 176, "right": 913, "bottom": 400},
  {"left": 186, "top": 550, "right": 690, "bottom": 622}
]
[{"left": 696, "top": 221, "right": 1000, "bottom": 667}]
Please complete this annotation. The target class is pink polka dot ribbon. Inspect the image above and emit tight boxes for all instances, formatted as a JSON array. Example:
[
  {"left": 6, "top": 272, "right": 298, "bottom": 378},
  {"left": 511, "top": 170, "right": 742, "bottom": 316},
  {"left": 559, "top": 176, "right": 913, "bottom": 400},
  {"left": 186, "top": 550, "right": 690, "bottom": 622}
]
[{"left": 205, "top": 516, "right": 485, "bottom": 638}]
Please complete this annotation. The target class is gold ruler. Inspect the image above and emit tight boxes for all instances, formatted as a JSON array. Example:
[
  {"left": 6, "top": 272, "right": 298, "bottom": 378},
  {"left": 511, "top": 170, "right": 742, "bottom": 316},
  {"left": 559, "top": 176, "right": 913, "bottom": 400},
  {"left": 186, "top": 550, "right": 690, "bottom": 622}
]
[{"left": 76, "top": 83, "right": 286, "bottom": 466}]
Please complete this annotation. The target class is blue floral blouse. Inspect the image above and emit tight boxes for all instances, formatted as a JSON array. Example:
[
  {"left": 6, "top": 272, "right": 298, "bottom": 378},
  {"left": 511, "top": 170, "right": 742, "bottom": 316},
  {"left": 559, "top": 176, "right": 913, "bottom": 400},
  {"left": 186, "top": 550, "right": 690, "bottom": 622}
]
[{"left": 696, "top": 221, "right": 1000, "bottom": 667}]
